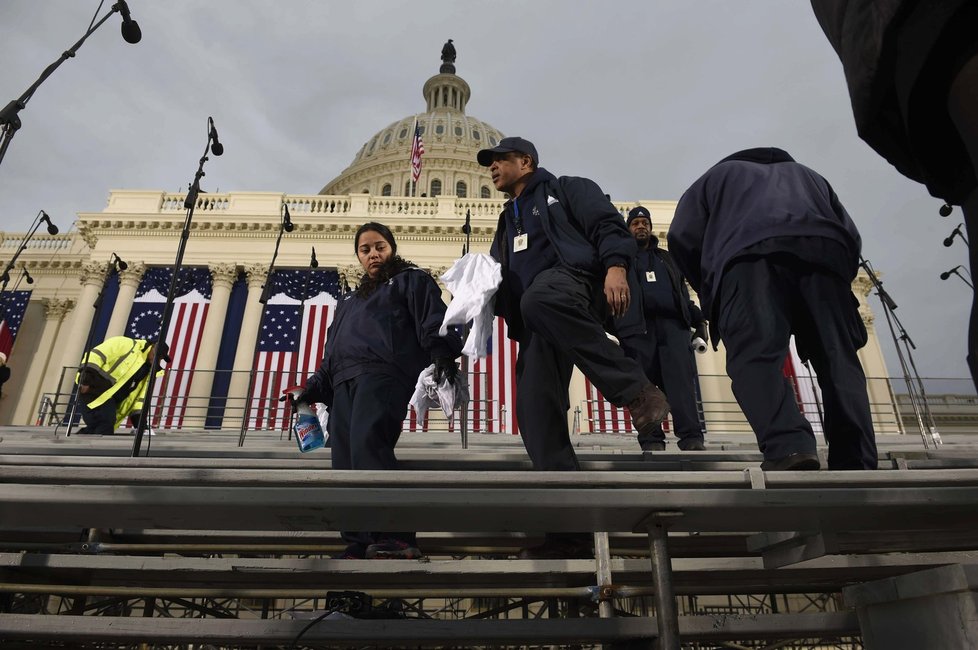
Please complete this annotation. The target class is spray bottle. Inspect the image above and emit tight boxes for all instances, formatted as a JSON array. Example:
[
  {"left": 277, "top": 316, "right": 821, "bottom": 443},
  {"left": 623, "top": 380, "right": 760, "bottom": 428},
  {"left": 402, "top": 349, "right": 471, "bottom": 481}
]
[{"left": 286, "top": 389, "right": 327, "bottom": 453}]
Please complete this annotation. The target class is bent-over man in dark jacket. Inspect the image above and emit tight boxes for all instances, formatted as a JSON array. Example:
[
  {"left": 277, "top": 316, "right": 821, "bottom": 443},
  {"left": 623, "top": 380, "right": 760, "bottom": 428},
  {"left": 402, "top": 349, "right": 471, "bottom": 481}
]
[
  {"left": 669, "top": 147, "right": 877, "bottom": 471},
  {"left": 479, "top": 136, "right": 670, "bottom": 559}
]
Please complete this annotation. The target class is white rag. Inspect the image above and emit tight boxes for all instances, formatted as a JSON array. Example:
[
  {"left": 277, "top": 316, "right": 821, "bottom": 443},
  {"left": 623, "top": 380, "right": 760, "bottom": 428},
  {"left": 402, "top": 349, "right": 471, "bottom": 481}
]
[
  {"left": 438, "top": 253, "right": 502, "bottom": 358},
  {"left": 410, "top": 364, "right": 470, "bottom": 423}
]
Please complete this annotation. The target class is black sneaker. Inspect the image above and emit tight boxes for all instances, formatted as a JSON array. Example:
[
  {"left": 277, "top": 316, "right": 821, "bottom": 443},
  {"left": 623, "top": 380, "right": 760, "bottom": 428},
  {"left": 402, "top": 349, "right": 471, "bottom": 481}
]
[
  {"left": 760, "top": 452, "right": 820, "bottom": 471},
  {"left": 517, "top": 536, "right": 593, "bottom": 560},
  {"left": 678, "top": 440, "right": 706, "bottom": 451},
  {"left": 640, "top": 440, "right": 666, "bottom": 451},
  {"left": 365, "top": 539, "right": 423, "bottom": 559},
  {"left": 332, "top": 543, "right": 366, "bottom": 560}
]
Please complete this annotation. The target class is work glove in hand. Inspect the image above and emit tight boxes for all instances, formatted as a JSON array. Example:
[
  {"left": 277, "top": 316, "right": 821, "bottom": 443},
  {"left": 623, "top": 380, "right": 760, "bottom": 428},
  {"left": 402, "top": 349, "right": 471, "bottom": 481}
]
[{"left": 433, "top": 356, "right": 459, "bottom": 385}]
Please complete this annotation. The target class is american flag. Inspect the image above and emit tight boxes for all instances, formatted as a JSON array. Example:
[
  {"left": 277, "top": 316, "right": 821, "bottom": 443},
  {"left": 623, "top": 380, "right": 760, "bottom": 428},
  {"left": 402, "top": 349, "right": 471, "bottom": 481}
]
[
  {"left": 410, "top": 120, "right": 425, "bottom": 185},
  {"left": 467, "top": 317, "right": 519, "bottom": 435},
  {"left": 248, "top": 269, "right": 341, "bottom": 430},
  {"left": 585, "top": 378, "right": 636, "bottom": 435},
  {"left": 0, "top": 290, "right": 31, "bottom": 356},
  {"left": 125, "top": 268, "right": 211, "bottom": 429}
]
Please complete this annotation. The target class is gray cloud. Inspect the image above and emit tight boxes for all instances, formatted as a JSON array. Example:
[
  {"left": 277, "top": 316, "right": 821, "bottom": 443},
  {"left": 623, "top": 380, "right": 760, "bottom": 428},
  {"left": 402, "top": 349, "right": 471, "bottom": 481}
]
[{"left": 0, "top": 1, "right": 970, "bottom": 384}]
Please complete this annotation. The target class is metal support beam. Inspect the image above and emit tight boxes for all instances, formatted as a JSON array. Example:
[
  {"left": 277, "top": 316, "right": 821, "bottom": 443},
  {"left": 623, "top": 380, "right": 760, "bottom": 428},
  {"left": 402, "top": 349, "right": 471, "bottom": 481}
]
[
  {"left": 0, "top": 611, "right": 861, "bottom": 644},
  {"left": 594, "top": 531, "right": 615, "bottom": 619},
  {"left": 646, "top": 513, "right": 683, "bottom": 650},
  {"left": 747, "top": 530, "right": 840, "bottom": 568}
]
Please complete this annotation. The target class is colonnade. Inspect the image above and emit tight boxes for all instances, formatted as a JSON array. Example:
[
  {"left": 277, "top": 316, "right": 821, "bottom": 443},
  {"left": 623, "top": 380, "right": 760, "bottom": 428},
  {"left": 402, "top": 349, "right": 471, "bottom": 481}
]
[
  {"left": 8, "top": 257, "right": 900, "bottom": 435},
  {"left": 16, "top": 261, "right": 275, "bottom": 428}
]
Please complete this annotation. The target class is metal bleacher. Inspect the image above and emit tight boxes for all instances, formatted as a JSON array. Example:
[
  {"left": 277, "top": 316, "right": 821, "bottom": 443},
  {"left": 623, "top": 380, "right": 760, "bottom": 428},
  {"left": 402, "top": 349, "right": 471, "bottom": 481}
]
[{"left": 1, "top": 427, "right": 978, "bottom": 648}]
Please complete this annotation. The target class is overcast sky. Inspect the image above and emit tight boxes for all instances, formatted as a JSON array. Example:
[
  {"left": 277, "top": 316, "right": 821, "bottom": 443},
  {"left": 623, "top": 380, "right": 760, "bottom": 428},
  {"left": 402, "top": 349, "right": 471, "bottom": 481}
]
[{"left": 0, "top": 1, "right": 971, "bottom": 386}]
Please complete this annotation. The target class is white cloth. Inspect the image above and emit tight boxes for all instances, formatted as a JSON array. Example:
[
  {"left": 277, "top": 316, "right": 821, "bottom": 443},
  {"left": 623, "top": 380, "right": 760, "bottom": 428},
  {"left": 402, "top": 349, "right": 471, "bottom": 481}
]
[
  {"left": 438, "top": 253, "right": 502, "bottom": 359},
  {"left": 313, "top": 402, "right": 330, "bottom": 438},
  {"left": 410, "top": 364, "right": 470, "bottom": 423}
]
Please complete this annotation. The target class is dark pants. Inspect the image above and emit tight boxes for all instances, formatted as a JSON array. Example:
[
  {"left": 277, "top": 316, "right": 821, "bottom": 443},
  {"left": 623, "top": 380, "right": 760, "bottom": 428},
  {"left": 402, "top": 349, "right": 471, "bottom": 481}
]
[
  {"left": 624, "top": 317, "right": 704, "bottom": 448},
  {"left": 79, "top": 393, "right": 117, "bottom": 434},
  {"left": 717, "top": 257, "right": 877, "bottom": 470},
  {"left": 328, "top": 373, "right": 415, "bottom": 547},
  {"left": 516, "top": 267, "right": 648, "bottom": 471}
]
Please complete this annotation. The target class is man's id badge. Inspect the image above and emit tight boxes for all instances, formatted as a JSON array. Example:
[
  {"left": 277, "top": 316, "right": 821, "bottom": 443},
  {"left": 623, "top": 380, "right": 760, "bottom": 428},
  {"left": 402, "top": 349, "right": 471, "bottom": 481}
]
[
  {"left": 645, "top": 271, "right": 657, "bottom": 282},
  {"left": 513, "top": 234, "right": 528, "bottom": 252}
]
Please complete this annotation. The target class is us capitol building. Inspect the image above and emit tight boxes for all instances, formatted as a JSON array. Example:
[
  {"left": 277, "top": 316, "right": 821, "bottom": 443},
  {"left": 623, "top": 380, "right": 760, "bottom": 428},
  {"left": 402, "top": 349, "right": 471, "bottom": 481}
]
[{"left": 0, "top": 47, "right": 896, "bottom": 437}]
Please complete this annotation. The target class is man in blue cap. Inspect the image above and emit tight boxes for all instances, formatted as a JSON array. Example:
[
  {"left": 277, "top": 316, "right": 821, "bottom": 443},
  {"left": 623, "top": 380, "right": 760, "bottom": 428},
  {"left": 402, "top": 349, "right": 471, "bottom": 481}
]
[{"left": 478, "top": 136, "right": 670, "bottom": 558}]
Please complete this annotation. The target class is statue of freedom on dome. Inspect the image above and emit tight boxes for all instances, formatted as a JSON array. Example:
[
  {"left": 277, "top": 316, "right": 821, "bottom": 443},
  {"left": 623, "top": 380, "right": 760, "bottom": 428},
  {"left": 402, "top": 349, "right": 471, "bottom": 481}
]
[{"left": 440, "top": 39, "right": 456, "bottom": 73}]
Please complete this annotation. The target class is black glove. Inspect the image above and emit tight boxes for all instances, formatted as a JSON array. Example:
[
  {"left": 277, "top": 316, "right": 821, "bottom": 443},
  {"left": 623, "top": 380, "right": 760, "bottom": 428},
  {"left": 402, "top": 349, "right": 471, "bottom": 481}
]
[
  {"left": 433, "top": 356, "right": 459, "bottom": 385},
  {"left": 129, "top": 410, "right": 142, "bottom": 427}
]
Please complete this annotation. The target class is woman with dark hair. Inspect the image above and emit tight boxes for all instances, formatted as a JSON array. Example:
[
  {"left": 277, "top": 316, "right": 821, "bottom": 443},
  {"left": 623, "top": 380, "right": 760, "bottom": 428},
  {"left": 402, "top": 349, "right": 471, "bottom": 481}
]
[{"left": 299, "top": 222, "right": 462, "bottom": 560}]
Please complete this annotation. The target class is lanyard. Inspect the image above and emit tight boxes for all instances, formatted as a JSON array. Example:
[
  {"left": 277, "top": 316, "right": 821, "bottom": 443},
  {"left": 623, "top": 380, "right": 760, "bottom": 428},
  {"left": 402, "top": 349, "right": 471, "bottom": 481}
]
[{"left": 512, "top": 197, "right": 524, "bottom": 235}]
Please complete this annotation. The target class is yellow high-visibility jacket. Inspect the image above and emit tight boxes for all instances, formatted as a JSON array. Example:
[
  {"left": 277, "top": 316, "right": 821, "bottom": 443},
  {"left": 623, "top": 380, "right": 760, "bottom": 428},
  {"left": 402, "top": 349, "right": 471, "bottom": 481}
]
[{"left": 76, "top": 336, "right": 163, "bottom": 428}]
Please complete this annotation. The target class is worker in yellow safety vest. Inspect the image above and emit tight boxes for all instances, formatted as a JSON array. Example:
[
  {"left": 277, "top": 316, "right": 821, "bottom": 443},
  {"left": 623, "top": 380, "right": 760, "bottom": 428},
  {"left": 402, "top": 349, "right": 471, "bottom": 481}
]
[{"left": 75, "top": 336, "right": 169, "bottom": 435}]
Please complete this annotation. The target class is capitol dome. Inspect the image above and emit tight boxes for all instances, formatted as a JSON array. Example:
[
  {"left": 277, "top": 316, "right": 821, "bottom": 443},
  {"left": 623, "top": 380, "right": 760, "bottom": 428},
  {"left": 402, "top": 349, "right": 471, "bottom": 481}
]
[{"left": 319, "top": 43, "right": 507, "bottom": 200}]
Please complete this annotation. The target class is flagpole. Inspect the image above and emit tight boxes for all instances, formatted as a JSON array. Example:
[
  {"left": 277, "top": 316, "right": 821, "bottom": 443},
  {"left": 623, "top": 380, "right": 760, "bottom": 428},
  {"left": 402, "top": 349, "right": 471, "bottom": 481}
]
[
  {"left": 459, "top": 208, "right": 472, "bottom": 449},
  {"left": 410, "top": 118, "right": 417, "bottom": 198}
]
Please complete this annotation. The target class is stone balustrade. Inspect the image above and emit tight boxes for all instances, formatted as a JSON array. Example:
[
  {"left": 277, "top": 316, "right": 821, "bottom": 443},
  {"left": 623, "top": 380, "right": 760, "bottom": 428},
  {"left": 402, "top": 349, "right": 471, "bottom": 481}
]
[
  {"left": 0, "top": 233, "right": 74, "bottom": 251},
  {"left": 92, "top": 190, "right": 676, "bottom": 228}
]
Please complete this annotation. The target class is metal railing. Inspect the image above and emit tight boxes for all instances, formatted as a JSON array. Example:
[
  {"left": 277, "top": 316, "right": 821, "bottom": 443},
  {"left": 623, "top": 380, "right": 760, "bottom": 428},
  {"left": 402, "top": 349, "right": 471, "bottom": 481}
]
[{"left": 38, "top": 366, "right": 975, "bottom": 441}]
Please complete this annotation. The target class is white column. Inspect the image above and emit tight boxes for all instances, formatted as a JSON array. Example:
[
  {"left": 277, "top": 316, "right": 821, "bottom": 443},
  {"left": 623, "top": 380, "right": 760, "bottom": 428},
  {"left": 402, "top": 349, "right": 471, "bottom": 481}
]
[
  {"left": 852, "top": 274, "right": 900, "bottom": 433},
  {"left": 104, "top": 262, "right": 146, "bottom": 338},
  {"left": 224, "top": 263, "right": 268, "bottom": 429},
  {"left": 184, "top": 263, "right": 238, "bottom": 428},
  {"left": 14, "top": 299, "right": 74, "bottom": 425},
  {"left": 52, "top": 262, "right": 109, "bottom": 393}
]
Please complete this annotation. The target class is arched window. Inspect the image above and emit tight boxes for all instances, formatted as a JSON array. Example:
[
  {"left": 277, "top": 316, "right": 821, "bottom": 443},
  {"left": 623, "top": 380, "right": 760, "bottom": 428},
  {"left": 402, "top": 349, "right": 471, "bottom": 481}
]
[
  {"left": 430, "top": 179, "right": 442, "bottom": 197},
  {"left": 382, "top": 183, "right": 392, "bottom": 197},
  {"left": 456, "top": 181, "right": 467, "bottom": 198},
  {"left": 481, "top": 185, "right": 491, "bottom": 199}
]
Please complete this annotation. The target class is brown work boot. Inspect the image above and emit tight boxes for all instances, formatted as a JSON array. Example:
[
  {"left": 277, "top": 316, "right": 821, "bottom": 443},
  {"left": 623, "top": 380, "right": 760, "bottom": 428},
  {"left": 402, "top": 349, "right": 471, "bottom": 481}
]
[{"left": 627, "top": 383, "right": 670, "bottom": 438}]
